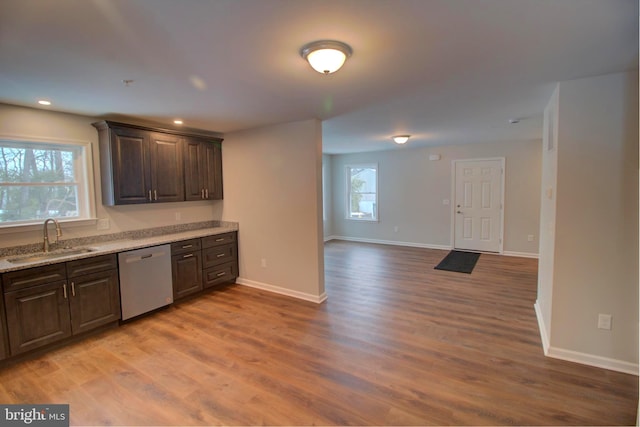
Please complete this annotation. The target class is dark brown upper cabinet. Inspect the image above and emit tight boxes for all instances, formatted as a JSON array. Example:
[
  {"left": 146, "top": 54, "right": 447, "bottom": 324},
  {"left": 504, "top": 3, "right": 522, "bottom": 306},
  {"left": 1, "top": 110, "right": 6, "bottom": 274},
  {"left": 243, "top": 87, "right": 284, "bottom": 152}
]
[
  {"left": 93, "top": 121, "right": 223, "bottom": 206},
  {"left": 184, "top": 137, "right": 223, "bottom": 201}
]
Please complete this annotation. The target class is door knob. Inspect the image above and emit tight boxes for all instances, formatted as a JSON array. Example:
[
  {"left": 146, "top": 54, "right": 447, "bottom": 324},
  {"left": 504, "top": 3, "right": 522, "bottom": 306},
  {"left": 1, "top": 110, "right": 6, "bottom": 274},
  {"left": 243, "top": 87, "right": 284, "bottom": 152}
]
[{"left": 457, "top": 211, "right": 462, "bottom": 214}]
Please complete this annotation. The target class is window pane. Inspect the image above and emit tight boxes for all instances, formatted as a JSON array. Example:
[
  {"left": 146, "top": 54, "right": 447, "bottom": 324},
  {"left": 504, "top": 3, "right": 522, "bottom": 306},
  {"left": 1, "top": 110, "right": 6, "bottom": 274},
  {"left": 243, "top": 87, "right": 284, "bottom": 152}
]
[
  {"left": 348, "top": 166, "right": 377, "bottom": 220},
  {"left": 0, "top": 185, "right": 79, "bottom": 222},
  {"left": 0, "top": 139, "right": 89, "bottom": 225},
  {"left": 0, "top": 146, "right": 76, "bottom": 183}
]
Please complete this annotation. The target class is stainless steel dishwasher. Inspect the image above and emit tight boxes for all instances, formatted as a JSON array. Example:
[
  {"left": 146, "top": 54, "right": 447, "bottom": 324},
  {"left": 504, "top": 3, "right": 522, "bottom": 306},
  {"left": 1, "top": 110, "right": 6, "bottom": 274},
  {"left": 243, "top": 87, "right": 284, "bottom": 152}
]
[{"left": 118, "top": 244, "right": 173, "bottom": 320}]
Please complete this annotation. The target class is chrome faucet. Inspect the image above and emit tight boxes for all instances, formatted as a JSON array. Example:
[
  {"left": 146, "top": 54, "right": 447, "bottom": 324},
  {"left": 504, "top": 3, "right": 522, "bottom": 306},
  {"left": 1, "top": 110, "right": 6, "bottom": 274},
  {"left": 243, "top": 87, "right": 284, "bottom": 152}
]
[{"left": 43, "top": 218, "right": 62, "bottom": 252}]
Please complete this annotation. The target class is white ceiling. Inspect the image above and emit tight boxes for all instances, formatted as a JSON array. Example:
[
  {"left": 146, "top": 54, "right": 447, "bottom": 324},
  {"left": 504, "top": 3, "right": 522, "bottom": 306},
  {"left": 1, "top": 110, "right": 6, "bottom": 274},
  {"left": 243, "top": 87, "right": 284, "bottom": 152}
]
[{"left": 0, "top": 0, "right": 637, "bottom": 154}]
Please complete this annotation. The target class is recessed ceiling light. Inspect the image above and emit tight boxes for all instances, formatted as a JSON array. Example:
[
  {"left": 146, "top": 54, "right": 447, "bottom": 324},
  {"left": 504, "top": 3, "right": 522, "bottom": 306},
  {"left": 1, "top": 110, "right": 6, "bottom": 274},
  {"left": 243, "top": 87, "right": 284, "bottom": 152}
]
[
  {"left": 173, "top": 119, "right": 183, "bottom": 125},
  {"left": 392, "top": 135, "right": 410, "bottom": 144},
  {"left": 38, "top": 100, "right": 51, "bottom": 106}
]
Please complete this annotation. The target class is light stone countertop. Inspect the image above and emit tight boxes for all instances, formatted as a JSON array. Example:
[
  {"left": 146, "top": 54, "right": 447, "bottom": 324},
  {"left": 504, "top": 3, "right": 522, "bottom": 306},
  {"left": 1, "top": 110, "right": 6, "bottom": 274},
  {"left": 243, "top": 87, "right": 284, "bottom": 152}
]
[{"left": 0, "top": 225, "right": 237, "bottom": 274}]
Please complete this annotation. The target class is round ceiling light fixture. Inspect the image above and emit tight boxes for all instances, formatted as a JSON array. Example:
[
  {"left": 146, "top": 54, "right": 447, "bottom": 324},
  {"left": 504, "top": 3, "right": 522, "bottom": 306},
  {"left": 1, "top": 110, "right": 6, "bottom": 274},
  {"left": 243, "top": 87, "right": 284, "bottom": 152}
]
[
  {"left": 392, "top": 135, "right": 411, "bottom": 144},
  {"left": 300, "top": 40, "right": 353, "bottom": 74}
]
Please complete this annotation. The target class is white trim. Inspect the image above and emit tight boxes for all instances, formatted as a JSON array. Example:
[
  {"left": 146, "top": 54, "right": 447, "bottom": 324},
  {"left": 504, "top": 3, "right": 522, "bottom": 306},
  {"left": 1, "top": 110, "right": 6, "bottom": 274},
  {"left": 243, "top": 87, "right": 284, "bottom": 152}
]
[
  {"left": 534, "top": 301, "right": 550, "bottom": 354},
  {"left": 503, "top": 250, "right": 539, "bottom": 259},
  {"left": 326, "top": 236, "right": 451, "bottom": 251},
  {"left": 546, "top": 346, "right": 639, "bottom": 376},
  {"left": 451, "top": 157, "right": 505, "bottom": 254},
  {"left": 236, "top": 277, "right": 327, "bottom": 304},
  {"left": 535, "top": 301, "right": 638, "bottom": 375}
]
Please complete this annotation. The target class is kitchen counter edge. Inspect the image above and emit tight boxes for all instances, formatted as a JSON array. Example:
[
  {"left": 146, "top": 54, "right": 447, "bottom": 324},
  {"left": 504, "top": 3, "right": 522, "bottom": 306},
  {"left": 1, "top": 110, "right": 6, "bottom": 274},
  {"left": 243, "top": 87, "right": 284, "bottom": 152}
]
[{"left": 0, "top": 226, "right": 238, "bottom": 274}]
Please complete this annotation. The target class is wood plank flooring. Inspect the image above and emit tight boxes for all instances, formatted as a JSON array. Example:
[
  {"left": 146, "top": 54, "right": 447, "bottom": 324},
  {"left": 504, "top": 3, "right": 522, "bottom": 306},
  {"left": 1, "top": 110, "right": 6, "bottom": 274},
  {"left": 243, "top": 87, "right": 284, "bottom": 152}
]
[{"left": 0, "top": 240, "right": 637, "bottom": 425}]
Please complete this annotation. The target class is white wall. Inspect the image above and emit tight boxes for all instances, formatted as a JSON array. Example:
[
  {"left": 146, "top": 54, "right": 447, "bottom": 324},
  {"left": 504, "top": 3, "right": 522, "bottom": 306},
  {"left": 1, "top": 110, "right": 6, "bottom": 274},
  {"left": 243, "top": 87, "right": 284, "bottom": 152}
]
[
  {"left": 537, "top": 70, "right": 639, "bottom": 373},
  {"left": 329, "top": 140, "right": 541, "bottom": 256},
  {"left": 0, "top": 104, "right": 221, "bottom": 247},
  {"left": 221, "top": 119, "right": 325, "bottom": 302}
]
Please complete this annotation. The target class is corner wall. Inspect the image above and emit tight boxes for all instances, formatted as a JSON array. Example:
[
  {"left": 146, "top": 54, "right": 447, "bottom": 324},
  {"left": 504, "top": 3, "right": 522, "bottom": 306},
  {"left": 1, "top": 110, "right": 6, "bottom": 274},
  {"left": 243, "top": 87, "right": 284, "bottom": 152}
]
[
  {"left": 537, "top": 70, "right": 639, "bottom": 374},
  {"left": 221, "top": 119, "right": 326, "bottom": 303}
]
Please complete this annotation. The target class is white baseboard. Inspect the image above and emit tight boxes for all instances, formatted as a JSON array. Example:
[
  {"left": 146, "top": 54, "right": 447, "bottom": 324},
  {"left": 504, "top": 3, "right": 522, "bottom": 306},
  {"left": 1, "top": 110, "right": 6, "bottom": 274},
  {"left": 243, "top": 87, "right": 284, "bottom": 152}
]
[
  {"left": 546, "top": 346, "right": 639, "bottom": 376},
  {"left": 236, "top": 277, "right": 327, "bottom": 304},
  {"left": 326, "top": 236, "right": 451, "bottom": 251},
  {"left": 503, "top": 250, "right": 539, "bottom": 259},
  {"left": 327, "top": 236, "right": 539, "bottom": 258},
  {"left": 534, "top": 301, "right": 638, "bottom": 375}
]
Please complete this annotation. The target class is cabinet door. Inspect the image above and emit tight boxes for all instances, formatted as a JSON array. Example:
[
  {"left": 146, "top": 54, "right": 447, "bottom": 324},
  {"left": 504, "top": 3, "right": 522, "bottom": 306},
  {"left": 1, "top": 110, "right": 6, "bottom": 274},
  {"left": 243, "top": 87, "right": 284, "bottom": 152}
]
[
  {"left": 69, "top": 270, "right": 120, "bottom": 335},
  {"left": 4, "top": 281, "right": 71, "bottom": 355},
  {"left": 184, "top": 138, "right": 205, "bottom": 201},
  {"left": 150, "top": 132, "right": 184, "bottom": 203},
  {"left": 111, "top": 126, "right": 152, "bottom": 204},
  {"left": 204, "top": 142, "right": 223, "bottom": 200},
  {"left": 0, "top": 293, "right": 7, "bottom": 360},
  {"left": 171, "top": 252, "right": 203, "bottom": 300}
]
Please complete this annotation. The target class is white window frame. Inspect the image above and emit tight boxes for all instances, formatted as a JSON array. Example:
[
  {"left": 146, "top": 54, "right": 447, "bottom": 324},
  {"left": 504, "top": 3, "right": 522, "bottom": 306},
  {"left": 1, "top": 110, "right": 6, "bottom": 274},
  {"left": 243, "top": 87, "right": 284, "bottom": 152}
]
[
  {"left": 0, "top": 134, "right": 97, "bottom": 232},
  {"left": 345, "top": 163, "right": 378, "bottom": 222}
]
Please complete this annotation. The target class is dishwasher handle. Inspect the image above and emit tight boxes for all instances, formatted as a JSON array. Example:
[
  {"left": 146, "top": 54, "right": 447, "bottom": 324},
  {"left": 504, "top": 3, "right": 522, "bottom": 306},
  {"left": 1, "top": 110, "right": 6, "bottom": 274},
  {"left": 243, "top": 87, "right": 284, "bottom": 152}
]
[{"left": 123, "top": 249, "right": 168, "bottom": 263}]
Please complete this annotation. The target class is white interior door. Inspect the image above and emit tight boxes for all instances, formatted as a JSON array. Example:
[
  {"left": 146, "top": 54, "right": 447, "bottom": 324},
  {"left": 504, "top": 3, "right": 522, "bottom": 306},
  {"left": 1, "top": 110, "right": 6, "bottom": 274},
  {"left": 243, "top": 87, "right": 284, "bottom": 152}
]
[{"left": 453, "top": 159, "right": 504, "bottom": 253}]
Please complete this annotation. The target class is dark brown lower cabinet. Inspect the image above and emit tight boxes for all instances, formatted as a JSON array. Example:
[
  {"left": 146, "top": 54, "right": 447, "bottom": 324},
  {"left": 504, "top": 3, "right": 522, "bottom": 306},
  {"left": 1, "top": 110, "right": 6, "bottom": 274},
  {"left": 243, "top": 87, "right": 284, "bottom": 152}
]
[
  {"left": 1, "top": 255, "right": 120, "bottom": 357},
  {"left": 4, "top": 281, "right": 72, "bottom": 355},
  {"left": 171, "top": 251, "right": 203, "bottom": 300},
  {"left": 69, "top": 269, "right": 120, "bottom": 334},
  {"left": 0, "top": 296, "right": 6, "bottom": 360}
]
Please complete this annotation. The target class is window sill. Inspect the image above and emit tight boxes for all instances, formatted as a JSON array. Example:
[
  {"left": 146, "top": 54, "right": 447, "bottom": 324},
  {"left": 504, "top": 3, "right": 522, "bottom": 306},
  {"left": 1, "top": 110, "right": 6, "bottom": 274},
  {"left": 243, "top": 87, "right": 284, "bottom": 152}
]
[
  {"left": 0, "top": 218, "right": 98, "bottom": 235},
  {"left": 346, "top": 217, "right": 379, "bottom": 222}
]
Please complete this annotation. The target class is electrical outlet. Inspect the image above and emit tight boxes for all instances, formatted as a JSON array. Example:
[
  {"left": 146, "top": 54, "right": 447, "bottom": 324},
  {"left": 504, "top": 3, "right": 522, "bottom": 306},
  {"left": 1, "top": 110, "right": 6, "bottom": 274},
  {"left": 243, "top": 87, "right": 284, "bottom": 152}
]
[
  {"left": 393, "top": 226, "right": 399, "bottom": 233},
  {"left": 97, "top": 218, "right": 110, "bottom": 230},
  {"left": 175, "top": 212, "right": 181, "bottom": 221},
  {"left": 261, "top": 258, "right": 267, "bottom": 268},
  {"left": 442, "top": 199, "right": 450, "bottom": 205},
  {"left": 527, "top": 235, "right": 534, "bottom": 242},
  {"left": 597, "top": 314, "right": 612, "bottom": 330}
]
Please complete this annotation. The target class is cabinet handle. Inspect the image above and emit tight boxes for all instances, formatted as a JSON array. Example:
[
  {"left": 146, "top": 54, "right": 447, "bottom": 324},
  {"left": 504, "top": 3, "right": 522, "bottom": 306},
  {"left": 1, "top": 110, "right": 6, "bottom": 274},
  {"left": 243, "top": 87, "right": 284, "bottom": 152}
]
[
  {"left": 216, "top": 253, "right": 225, "bottom": 258},
  {"left": 148, "top": 190, "right": 152, "bottom": 201},
  {"left": 182, "top": 244, "right": 193, "bottom": 249},
  {"left": 216, "top": 272, "right": 226, "bottom": 277},
  {"left": 63, "top": 284, "right": 68, "bottom": 299},
  {"left": 154, "top": 190, "right": 158, "bottom": 201},
  {"left": 201, "top": 189, "right": 205, "bottom": 199},
  {"left": 205, "top": 188, "right": 209, "bottom": 199},
  {"left": 183, "top": 254, "right": 194, "bottom": 258},
  {"left": 215, "top": 238, "right": 224, "bottom": 242},
  {"left": 71, "top": 282, "right": 76, "bottom": 297}
]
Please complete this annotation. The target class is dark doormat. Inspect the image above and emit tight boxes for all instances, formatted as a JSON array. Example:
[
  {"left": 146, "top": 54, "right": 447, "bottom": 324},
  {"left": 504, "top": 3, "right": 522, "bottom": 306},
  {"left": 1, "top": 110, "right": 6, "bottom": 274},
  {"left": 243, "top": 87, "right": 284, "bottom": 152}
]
[{"left": 434, "top": 250, "right": 481, "bottom": 274}]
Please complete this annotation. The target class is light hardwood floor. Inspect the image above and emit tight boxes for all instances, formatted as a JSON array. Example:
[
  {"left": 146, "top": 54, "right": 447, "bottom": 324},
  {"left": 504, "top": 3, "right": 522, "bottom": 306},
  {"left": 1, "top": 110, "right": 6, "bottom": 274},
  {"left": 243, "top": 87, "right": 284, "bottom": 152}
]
[{"left": 0, "top": 240, "right": 637, "bottom": 425}]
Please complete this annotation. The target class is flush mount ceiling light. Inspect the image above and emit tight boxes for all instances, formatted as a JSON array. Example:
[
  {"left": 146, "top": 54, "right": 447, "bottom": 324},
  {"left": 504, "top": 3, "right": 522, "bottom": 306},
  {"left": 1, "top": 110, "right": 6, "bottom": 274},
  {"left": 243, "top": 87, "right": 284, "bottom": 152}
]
[
  {"left": 300, "top": 40, "right": 353, "bottom": 74},
  {"left": 173, "top": 119, "right": 183, "bottom": 125},
  {"left": 392, "top": 135, "right": 410, "bottom": 144},
  {"left": 37, "top": 99, "right": 51, "bottom": 106}
]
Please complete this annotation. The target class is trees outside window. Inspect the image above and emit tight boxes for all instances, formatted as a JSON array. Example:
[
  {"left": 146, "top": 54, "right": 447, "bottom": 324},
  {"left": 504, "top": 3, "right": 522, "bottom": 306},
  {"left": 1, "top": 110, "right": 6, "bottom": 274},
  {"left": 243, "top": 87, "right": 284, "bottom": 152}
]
[{"left": 0, "top": 139, "right": 93, "bottom": 226}]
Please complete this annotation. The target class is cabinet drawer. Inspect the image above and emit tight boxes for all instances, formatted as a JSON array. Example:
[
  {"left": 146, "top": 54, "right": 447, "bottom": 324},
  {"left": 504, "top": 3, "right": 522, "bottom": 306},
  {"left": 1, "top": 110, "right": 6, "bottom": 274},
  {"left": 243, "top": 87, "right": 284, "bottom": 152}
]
[
  {"left": 2, "top": 263, "right": 67, "bottom": 292},
  {"left": 203, "top": 262, "right": 238, "bottom": 289},
  {"left": 171, "top": 238, "right": 202, "bottom": 255},
  {"left": 66, "top": 254, "right": 118, "bottom": 278},
  {"left": 201, "top": 232, "right": 236, "bottom": 248},
  {"left": 202, "top": 244, "right": 237, "bottom": 269}
]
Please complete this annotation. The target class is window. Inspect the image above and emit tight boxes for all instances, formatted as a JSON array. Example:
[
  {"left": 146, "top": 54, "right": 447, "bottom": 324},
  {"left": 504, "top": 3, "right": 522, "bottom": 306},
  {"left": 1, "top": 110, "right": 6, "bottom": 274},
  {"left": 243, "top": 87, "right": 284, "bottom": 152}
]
[
  {"left": 346, "top": 164, "right": 378, "bottom": 221},
  {"left": 0, "top": 137, "right": 95, "bottom": 226}
]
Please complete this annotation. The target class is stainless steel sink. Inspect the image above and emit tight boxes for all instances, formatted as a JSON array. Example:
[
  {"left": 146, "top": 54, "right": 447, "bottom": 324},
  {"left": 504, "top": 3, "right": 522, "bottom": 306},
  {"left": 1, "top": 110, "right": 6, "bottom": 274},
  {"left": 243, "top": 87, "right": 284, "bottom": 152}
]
[{"left": 6, "top": 248, "right": 96, "bottom": 264}]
